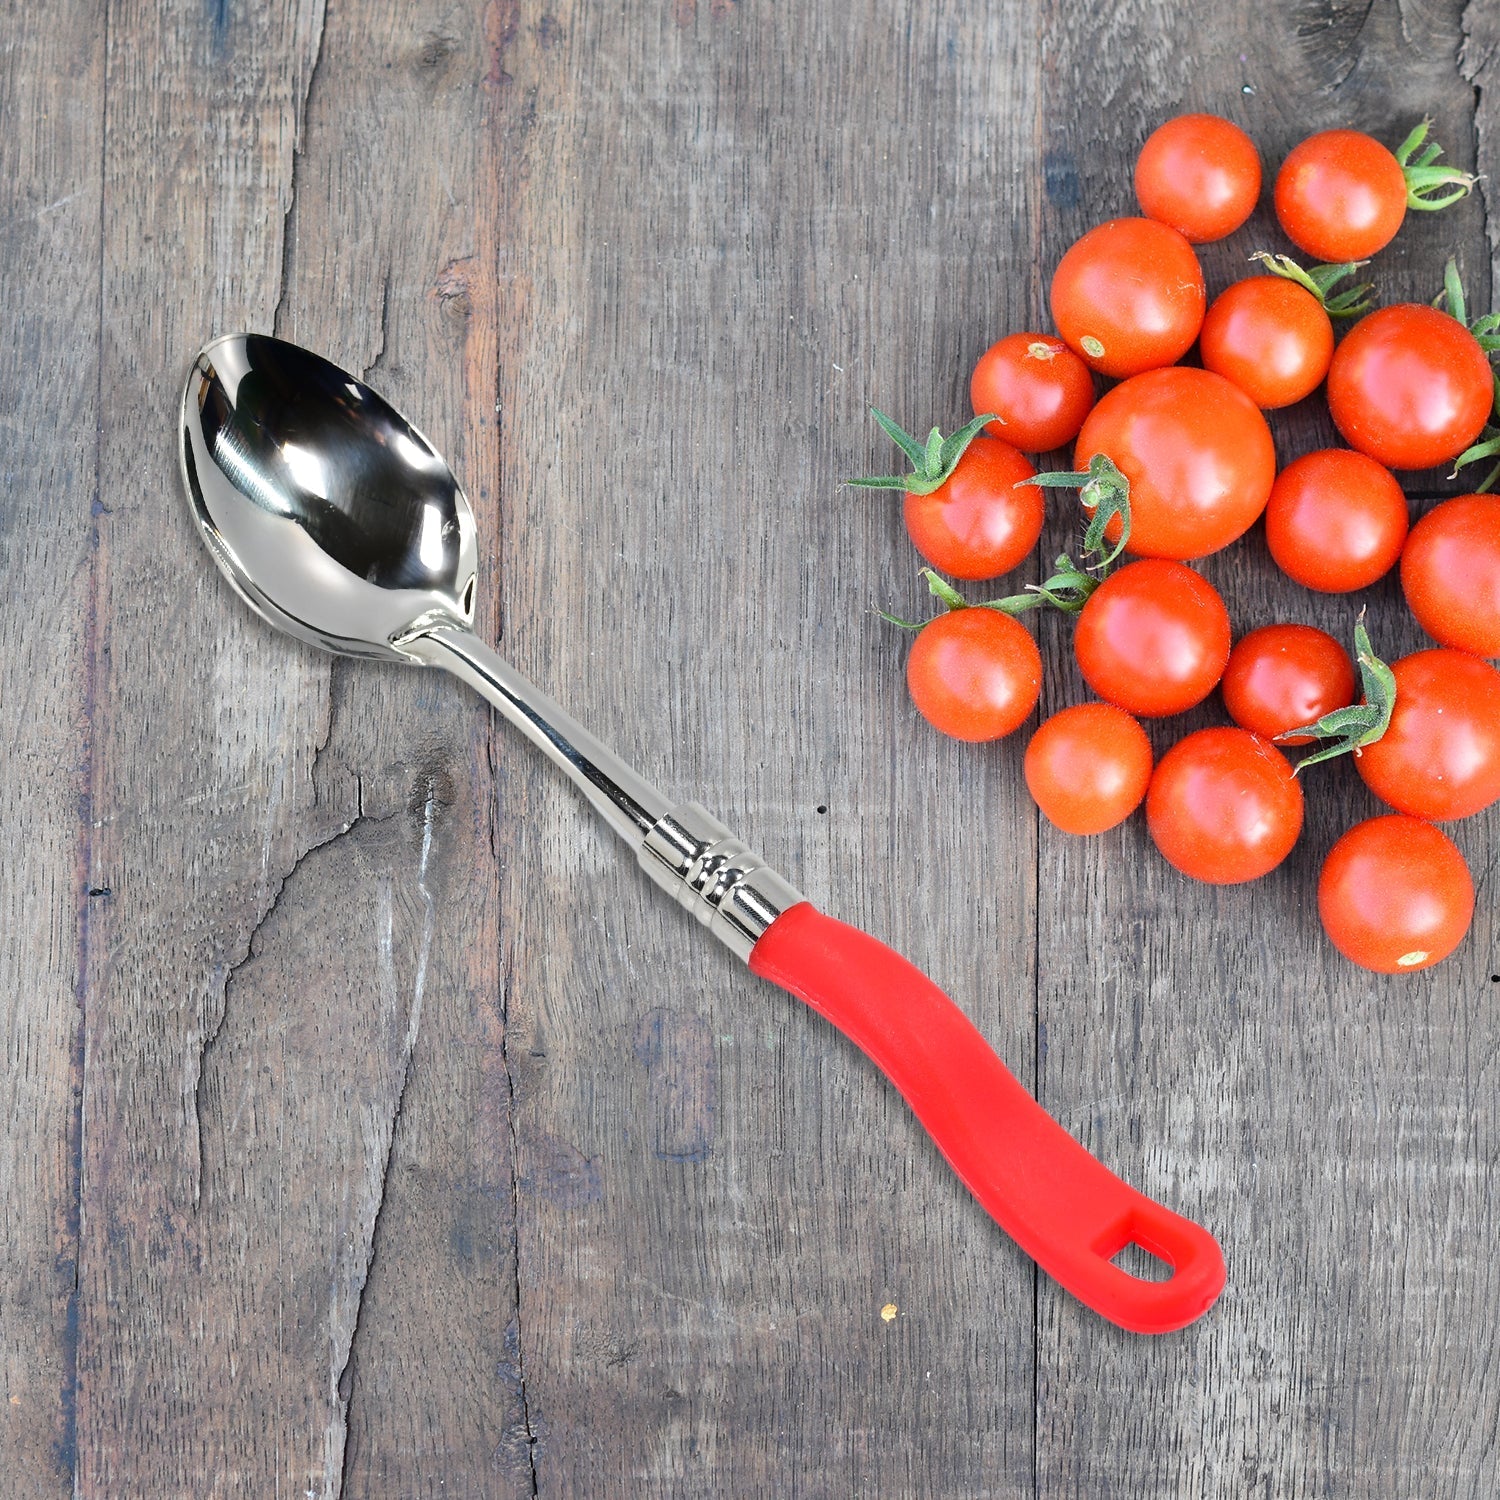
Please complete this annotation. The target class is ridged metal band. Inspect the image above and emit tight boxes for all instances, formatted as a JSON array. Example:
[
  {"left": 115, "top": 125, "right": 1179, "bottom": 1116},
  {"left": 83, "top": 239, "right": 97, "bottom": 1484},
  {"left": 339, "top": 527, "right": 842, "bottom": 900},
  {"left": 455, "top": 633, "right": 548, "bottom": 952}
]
[{"left": 637, "top": 802, "right": 804, "bottom": 963}]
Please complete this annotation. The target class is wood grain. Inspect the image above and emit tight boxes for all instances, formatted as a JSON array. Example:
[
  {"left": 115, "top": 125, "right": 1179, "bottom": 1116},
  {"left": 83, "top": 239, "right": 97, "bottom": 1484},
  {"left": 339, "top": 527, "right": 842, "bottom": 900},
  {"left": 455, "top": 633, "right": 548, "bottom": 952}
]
[
  {"left": 0, "top": 1, "right": 104, "bottom": 1491},
  {"left": 1, "top": 0, "right": 1498, "bottom": 1494}
]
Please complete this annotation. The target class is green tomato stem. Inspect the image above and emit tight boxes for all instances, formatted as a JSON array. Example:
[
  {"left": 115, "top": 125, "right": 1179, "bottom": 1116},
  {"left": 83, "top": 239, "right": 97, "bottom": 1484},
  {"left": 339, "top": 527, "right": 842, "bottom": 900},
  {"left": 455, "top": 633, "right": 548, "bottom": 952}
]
[
  {"left": 1394, "top": 117, "right": 1477, "bottom": 210},
  {"left": 1277, "top": 615, "right": 1397, "bottom": 773},
  {"left": 1030, "top": 453, "right": 1133, "bottom": 567},
  {"left": 849, "top": 407, "right": 999, "bottom": 496},
  {"left": 878, "top": 557, "right": 1099, "bottom": 633},
  {"left": 1433, "top": 258, "right": 1500, "bottom": 353},
  {"left": 1250, "top": 252, "right": 1374, "bottom": 319}
]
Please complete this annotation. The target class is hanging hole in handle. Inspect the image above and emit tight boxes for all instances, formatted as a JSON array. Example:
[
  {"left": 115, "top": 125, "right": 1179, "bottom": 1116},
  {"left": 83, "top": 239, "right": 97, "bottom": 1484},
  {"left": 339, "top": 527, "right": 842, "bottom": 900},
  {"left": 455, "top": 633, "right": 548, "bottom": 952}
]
[{"left": 1109, "top": 1239, "right": 1176, "bottom": 1283}]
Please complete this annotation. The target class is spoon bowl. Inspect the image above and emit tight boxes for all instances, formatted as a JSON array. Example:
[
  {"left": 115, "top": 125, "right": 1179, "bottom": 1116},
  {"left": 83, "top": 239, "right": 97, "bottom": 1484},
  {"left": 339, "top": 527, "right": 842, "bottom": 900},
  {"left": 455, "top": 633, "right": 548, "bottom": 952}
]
[{"left": 180, "top": 333, "right": 477, "bottom": 660}]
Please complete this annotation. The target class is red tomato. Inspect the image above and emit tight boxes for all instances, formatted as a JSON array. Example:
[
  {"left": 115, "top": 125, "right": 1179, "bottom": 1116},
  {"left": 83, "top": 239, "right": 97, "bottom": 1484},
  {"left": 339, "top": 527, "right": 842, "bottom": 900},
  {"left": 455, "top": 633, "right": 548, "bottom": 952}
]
[
  {"left": 970, "top": 333, "right": 1095, "bottom": 453},
  {"left": 1134, "top": 113, "right": 1261, "bottom": 244},
  {"left": 1074, "top": 560, "right": 1231, "bottom": 718},
  {"left": 1326, "top": 305, "right": 1492, "bottom": 471},
  {"left": 1401, "top": 494, "right": 1500, "bottom": 658},
  {"left": 906, "top": 608, "right": 1042, "bottom": 742},
  {"left": 1023, "top": 703, "right": 1153, "bottom": 834},
  {"left": 1356, "top": 649, "right": 1500, "bottom": 820},
  {"left": 1264, "top": 449, "right": 1409, "bottom": 592},
  {"left": 1073, "top": 368, "right": 1276, "bottom": 559},
  {"left": 1049, "top": 218, "right": 1206, "bottom": 378},
  {"left": 1146, "top": 727, "right": 1304, "bottom": 884},
  {"left": 1221, "top": 624, "right": 1356, "bottom": 745},
  {"left": 1318, "top": 815, "right": 1474, "bottom": 973},
  {"left": 901, "top": 436, "right": 1045, "bottom": 581},
  {"left": 1274, "top": 129, "right": 1407, "bottom": 261},
  {"left": 1199, "top": 277, "right": 1333, "bottom": 410}
]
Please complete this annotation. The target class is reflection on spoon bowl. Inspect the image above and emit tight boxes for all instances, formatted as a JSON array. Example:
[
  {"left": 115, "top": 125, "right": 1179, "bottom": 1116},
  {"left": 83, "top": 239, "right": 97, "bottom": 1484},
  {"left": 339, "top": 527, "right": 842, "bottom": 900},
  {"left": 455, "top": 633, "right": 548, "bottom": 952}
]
[{"left": 180, "top": 332, "right": 477, "bottom": 661}]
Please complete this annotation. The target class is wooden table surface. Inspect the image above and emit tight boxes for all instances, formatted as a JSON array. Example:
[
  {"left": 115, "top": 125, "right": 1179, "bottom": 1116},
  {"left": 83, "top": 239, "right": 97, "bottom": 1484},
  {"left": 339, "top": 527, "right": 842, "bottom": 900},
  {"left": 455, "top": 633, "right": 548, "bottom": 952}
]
[{"left": 5, "top": 0, "right": 1500, "bottom": 1494}]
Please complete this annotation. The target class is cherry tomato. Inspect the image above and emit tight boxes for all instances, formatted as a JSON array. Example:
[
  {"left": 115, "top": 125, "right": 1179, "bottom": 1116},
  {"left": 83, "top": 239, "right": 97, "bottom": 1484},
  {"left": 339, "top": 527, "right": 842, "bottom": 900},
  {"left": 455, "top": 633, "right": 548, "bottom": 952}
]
[
  {"left": 1264, "top": 449, "right": 1409, "bottom": 593},
  {"left": 1073, "top": 367, "right": 1276, "bottom": 560},
  {"left": 901, "top": 436, "right": 1045, "bottom": 581},
  {"left": 1074, "top": 560, "right": 1231, "bottom": 718},
  {"left": 1357, "top": 649, "right": 1500, "bottom": 820},
  {"left": 1199, "top": 277, "right": 1333, "bottom": 410},
  {"left": 1049, "top": 218, "right": 1205, "bottom": 378},
  {"left": 1146, "top": 727, "right": 1303, "bottom": 884},
  {"left": 1134, "top": 113, "right": 1261, "bottom": 244},
  {"left": 970, "top": 333, "right": 1095, "bottom": 453},
  {"left": 905, "top": 608, "right": 1042, "bottom": 742},
  {"left": 1401, "top": 494, "right": 1500, "bottom": 658},
  {"left": 1318, "top": 815, "right": 1474, "bottom": 973},
  {"left": 1221, "top": 624, "right": 1356, "bottom": 745},
  {"left": 1326, "top": 305, "right": 1492, "bottom": 471},
  {"left": 1023, "top": 703, "right": 1153, "bottom": 835},
  {"left": 1274, "top": 129, "right": 1407, "bottom": 261}
]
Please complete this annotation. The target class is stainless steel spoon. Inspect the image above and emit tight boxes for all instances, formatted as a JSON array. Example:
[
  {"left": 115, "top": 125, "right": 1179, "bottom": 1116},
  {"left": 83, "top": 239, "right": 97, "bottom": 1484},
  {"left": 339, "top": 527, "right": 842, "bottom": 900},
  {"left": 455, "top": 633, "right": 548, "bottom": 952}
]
[
  {"left": 180, "top": 332, "right": 1225, "bottom": 1334},
  {"left": 181, "top": 332, "right": 798, "bottom": 954}
]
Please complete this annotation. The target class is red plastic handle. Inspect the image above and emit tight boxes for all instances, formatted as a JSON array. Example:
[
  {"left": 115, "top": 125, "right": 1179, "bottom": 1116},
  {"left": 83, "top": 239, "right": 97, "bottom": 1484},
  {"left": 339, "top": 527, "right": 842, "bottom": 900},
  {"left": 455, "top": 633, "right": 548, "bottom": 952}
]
[{"left": 748, "top": 903, "right": 1225, "bottom": 1334}]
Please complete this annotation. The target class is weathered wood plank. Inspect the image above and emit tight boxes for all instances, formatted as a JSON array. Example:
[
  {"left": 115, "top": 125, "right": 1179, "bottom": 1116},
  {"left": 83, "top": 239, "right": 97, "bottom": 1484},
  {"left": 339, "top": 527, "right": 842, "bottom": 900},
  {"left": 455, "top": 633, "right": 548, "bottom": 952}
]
[
  {"left": 489, "top": 1, "right": 1045, "bottom": 1493},
  {"left": 1034, "top": 1, "right": 1500, "bottom": 1495},
  {"left": 268, "top": 2, "right": 527, "bottom": 1493},
  {"left": 80, "top": 1, "right": 349, "bottom": 1492},
  {"left": 80, "top": 0, "right": 527, "bottom": 1490},
  {"left": 0, "top": 1, "right": 104, "bottom": 1491}
]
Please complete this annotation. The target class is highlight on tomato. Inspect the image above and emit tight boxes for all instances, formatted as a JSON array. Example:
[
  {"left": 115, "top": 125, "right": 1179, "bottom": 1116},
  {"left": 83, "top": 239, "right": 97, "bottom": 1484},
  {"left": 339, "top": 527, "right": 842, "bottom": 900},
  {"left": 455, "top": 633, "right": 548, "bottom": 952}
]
[
  {"left": 1198, "top": 257, "right": 1371, "bottom": 412},
  {"left": 1318, "top": 815, "right": 1474, "bottom": 974},
  {"left": 1355, "top": 648, "right": 1500, "bottom": 821},
  {"left": 1073, "top": 559, "right": 1232, "bottom": 718},
  {"left": 1068, "top": 367, "right": 1276, "bottom": 560},
  {"left": 1199, "top": 276, "right": 1333, "bottom": 411},
  {"left": 1274, "top": 120, "right": 1475, "bottom": 262},
  {"left": 1134, "top": 113, "right": 1261, "bottom": 244},
  {"left": 969, "top": 333, "right": 1096, "bottom": 453},
  {"left": 1267, "top": 615, "right": 1395, "bottom": 773},
  {"left": 1146, "top": 727, "right": 1304, "bottom": 885},
  {"left": 1326, "top": 295, "right": 1493, "bottom": 471},
  {"left": 883, "top": 570, "right": 1043, "bottom": 742},
  {"left": 1264, "top": 448, "right": 1409, "bottom": 593},
  {"left": 1221, "top": 624, "right": 1356, "bottom": 745},
  {"left": 1049, "top": 218, "right": 1205, "bottom": 378},
  {"left": 1024, "top": 702, "right": 1153, "bottom": 835},
  {"left": 1401, "top": 494, "right": 1500, "bottom": 658}
]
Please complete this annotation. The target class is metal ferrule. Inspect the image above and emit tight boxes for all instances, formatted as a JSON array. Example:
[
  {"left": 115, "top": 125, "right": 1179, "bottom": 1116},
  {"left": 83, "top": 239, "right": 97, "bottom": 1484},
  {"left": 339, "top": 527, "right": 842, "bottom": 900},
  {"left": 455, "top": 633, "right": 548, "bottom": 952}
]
[{"left": 638, "top": 803, "right": 803, "bottom": 962}]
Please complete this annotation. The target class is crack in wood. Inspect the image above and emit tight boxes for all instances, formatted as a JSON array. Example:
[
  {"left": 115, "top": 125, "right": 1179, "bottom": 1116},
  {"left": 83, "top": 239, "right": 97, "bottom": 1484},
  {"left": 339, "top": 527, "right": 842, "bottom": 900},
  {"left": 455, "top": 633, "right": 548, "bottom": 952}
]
[
  {"left": 332, "top": 777, "right": 437, "bottom": 1497},
  {"left": 484, "top": 721, "right": 502, "bottom": 864},
  {"left": 272, "top": 0, "right": 329, "bottom": 336},
  {"left": 191, "top": 807, "right": 395, "bottom": 1213},
  {"left": 364, "top": 266, "right": 394, "bottom": 383},
  {"left": 498, "top": 945, "right": 540, "bottom": 1497}
]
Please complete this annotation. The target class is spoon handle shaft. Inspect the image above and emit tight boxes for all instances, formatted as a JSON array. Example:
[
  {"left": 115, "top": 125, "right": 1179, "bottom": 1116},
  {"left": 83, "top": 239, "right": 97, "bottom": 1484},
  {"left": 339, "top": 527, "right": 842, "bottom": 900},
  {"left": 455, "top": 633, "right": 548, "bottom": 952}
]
[
  {"left": 406, "top": 625, "right": 804, "bottom": 960},
  {"left": 408, "top": 624, "right": 674, "bottom": 843}
]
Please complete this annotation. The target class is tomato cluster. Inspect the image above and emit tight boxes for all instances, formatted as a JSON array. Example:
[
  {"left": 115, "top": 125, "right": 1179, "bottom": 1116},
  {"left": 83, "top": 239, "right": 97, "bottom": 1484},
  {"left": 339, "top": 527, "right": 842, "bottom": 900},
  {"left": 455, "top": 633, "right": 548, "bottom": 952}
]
[{"left": 855, "top": 113, "right": 1499, "bottom": 975}]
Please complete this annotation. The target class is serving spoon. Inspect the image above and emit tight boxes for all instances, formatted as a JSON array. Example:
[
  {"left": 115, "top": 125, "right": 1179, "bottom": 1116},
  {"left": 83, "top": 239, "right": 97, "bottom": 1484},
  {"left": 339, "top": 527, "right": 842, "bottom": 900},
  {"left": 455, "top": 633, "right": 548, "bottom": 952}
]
[{"left": 180, "top": 332, "right": 1225, "bottom": 1333}]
